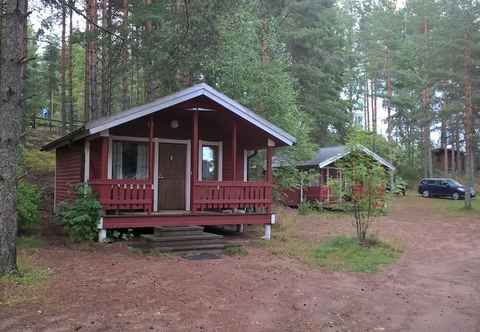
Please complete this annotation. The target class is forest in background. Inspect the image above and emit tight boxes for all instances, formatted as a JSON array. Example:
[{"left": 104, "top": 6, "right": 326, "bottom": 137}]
[
  {"left": 1, "top": 0, "right": 479, "bottom": 275},
  {"left": 22, "top": 0, "right": 480, "bottom": 185}
]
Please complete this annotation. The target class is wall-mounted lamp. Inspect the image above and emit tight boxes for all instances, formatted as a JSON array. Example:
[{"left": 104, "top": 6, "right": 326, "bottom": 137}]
[{"left": 170, "top": 120, "right": 179, "bottom": 129}]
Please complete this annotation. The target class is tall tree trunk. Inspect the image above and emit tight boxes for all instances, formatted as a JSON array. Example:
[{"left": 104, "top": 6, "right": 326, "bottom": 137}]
[
  {"left": 441, "top": 114, "right": 448, "bottom": 176},
  {"left": 385, "top": 46, "right": 393, "bottom": 141},
  {"left": 100, "top": 0, "right": 112, "bottom": 117},
  {"left": 60, "top": 1, "right": 67, "bottom": 134},
  {"left": 68, "top": 0, "right": 74, "bottom": 128},
  {"left": 0, "top": 0, "right": 27, "bottom": 274},
  {"left": 121, "top": 0, "right": 129, "bottom": 110},
  {"left": 365, "top": 75, "right": 370, "bottom": 131},
  {"left": 463, "top": 30, "right": 474, "bottom": 209},
  {"left": 85, "top": 0, "right": 98, "bottom": 120},
  {"left": 143, "top": 0, "right": 155, "bottom": 101}
]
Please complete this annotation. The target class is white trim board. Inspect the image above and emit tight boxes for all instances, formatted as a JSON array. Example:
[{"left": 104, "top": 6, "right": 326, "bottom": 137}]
[{"left": 86, "top": 83, "right": 295, "bottom": 146}]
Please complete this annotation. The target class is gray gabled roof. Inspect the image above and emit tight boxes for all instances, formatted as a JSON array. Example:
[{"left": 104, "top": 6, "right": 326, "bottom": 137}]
[
  {"left": 274, "top": 145, "right": 395, "bottom": 171},
  {"left": 43, "top": 83, "right": 296, "bottom": 151}
]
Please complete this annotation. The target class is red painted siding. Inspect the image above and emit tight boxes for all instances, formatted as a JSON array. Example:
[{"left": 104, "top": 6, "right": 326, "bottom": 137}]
[{"left": 55, "top": 142, "right": 83, "bottom": 206}]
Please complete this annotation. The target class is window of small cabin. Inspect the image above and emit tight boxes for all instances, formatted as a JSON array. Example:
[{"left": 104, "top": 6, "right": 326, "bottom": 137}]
[
  {"left": 245, "top": 149, "right": 266, "bottom": 181},
  {"left": 112, "top": 141, "right": 148, "bottom": 179},
  {"left": 199, "top": 141, "right": 222, "bottom": 181}
]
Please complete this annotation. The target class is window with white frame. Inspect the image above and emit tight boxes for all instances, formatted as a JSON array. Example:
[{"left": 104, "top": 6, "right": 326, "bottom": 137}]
[
  {"left": 199, "top": 141, "right": 222, "bottom": 181},
  {"left": 112, "top": 141, "right": 148, "bottom": 179}
]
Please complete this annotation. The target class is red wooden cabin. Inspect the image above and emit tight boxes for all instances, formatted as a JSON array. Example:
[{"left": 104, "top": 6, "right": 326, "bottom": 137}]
[
  {"left": 43, "top": 84, "right": 295, "bottom": 241},
  {"left": 275, "top": 145, "right": 395, "bottom": 207}
]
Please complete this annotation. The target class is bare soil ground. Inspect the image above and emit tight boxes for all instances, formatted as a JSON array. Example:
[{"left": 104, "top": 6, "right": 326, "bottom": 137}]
[{"left": 2, "top": 195, "right": 480, "bottom": 332}]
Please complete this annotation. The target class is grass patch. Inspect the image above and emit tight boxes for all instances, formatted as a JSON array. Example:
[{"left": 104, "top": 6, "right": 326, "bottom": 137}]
[
  {"left": 224, "top": 246, "right": 248, "bottom": 256},
  {"left": 430, "top": 197, "right": 480, "bottom": 218},
  {"left": 313, "top": 236, "right": 400, "bottom": 273},
  {"left": 17, "top": 236, "right": 46, "bottom": 250},
  {"left": 0, "top": 255, "right": 50, "bottom": 305}
]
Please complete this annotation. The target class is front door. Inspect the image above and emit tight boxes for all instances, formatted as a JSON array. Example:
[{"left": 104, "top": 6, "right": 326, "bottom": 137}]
[{"left": 158, "top": 143, "right": 187, "bottom": 210}]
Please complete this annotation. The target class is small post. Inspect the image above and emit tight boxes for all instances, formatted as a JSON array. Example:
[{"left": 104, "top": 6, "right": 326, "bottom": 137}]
[
  {"left": 232, "top": 121, "right": 237, "bottom": 180},
  {"left": 263, "top": 224, "right": 271, "bottom": 240},
  {"left": 192, "top": 109, "right": 199, "bottom": 211},
  {"left": 98, "top": 217, "right": 107, "bottom": 242}
]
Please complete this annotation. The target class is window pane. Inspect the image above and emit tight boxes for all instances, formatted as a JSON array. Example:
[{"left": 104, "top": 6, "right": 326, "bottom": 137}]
[
  {"left": 112, "top": 142, "right": 148, "bottom": 180},
  {"left": 202, "top": 145, "right": 218, "bottom": 181}
]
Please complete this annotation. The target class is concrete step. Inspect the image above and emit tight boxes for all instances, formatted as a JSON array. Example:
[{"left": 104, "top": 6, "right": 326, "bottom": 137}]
[
  {"left": 141, "top": 237, "right": 226, "bottom": 248},
  {"left": 142, "top": 233, "right": 224, "bottom": 242},
  {"left": 155, "top": 243, "right": 228, "bottom": 252},
  {"left": 154, "top": 225, "right": 204, "bottom": 237}
]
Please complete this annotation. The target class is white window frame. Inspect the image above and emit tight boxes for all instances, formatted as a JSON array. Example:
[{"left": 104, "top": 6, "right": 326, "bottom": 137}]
[
  {"left": 198, "top": 140, "right": 223, "bottom": 181},
  {"left": 109, "top": 138, "right": 149, "bottom": 180}
]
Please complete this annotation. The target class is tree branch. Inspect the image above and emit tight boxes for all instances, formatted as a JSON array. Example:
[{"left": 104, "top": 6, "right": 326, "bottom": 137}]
[{"left": 52, "top": 0, "right": 124, "bottom": 40}]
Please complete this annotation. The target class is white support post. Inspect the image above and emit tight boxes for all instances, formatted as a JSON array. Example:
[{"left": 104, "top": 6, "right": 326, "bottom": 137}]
[
  {"left": 236, "top": 224, "right": 245, "bottom": 233},
  {"left": 263, "top": 224, "right": 271, "bottom": 240},
  {"left": 98, "top": 217, "right": 107, "bottom": 242}
]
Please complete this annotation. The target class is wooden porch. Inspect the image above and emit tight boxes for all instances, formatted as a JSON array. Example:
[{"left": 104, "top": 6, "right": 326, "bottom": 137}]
[{"left": 86, "top": 100, "right": 275, "bottom": 228}]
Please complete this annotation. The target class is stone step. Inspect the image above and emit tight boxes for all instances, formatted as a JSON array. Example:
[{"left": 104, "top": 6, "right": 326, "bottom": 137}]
[{"left": 141, "top": 237, "right": 226, "bottom": 248}]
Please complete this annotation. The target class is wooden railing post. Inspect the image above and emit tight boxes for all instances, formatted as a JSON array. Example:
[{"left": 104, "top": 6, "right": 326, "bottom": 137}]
[
  {"left": 100, "top": 136, "right": 109, "bottom": 180},
  {"left": 192, "top": 109, "right": 199, "bottom": 211},
  {"left": 147, "top": 116, "right": 154, "bottom": 213},
  {"left": 232, "top": 121, "right": 237, "bottom": 181},
  {"left": 266, "top": 139, "right": 274, "bottom": 213}
]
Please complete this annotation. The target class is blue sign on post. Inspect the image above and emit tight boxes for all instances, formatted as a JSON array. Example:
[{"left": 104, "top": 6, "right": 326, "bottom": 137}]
[{"left": 41, "top": 107, "right": 49, "bottom": 119}]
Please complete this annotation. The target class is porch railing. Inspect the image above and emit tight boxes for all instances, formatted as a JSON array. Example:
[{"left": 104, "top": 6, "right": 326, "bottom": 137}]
[
  {"left": 89, "top": 179, "right": 153, "bottom": 212},
  {"left": 192, "top": 181, "right": 272, "bottom": 213}
]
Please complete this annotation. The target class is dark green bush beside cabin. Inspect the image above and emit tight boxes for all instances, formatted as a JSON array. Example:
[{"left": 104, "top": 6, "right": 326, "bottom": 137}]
[
  {"left": 17, "top": 181, "right": 41, "bottom": 232},
  {"left": 57, "top": 185, "right": 102, "bottom": 242}
]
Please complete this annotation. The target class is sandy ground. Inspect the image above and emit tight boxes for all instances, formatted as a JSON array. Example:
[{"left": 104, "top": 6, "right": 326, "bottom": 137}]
[{"left": 1, "top": 195, "right": 480, "bottom": 332}]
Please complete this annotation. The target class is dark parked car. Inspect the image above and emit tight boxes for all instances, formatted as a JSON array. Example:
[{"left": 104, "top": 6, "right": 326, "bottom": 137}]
[{"left": 418, "top": 178, "right": 476, "bottom": 200}]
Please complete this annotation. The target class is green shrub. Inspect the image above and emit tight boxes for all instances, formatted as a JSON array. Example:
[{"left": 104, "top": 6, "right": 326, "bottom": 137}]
[
  {"left": 23, "top": 148, "right": 55, "bottom": 175},
  {"left": 58, "top": 184, "right": 102, "bottom": 241},
  {"left": 17, "top": 181, "right": 41, "bottom": 231},
  {"left": 298, "top": 200, "right": 322, "bottom": 215}
]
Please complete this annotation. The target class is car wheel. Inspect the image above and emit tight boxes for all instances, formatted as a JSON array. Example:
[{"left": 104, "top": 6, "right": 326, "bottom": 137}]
[
  {"left": 452, "top": 192, "right": 460, "bottom": 200},
  {"left": 422, "top": 190, "right": 430, "bottom": 198}
]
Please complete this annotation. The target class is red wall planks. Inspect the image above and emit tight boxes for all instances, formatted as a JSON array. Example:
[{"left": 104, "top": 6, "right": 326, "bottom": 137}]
[{"left": 55, "top": 142, "right": 83, "bottom": 207}]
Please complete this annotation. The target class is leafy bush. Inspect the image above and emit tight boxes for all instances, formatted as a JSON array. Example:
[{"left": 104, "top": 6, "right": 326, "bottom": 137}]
[
  {"left": 17, "top": 181, "right": 41, "bottom": 231},
  {"left": 298, "top": 200, "right": 322, "bottom": 215},
  {"left": 23, "top": 148, "right": 55, "bottom": 175},
  {"left": 58, "top": 184, "right": 102, "bottom": 241}
]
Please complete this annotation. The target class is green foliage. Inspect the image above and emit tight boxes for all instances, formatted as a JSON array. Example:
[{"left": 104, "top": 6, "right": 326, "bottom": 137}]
[
  {"left": 393, "top": 177, "right": 408, "bottom": 196},
  {"left": 22, "top": 148, "right": 55, "bottom": 175},
  {"left": 336, "top": 130, "right": 390, "bottom": 242},
  {"left": 298, "top": 200, "right": 323, "bottom": 216},
  {"left": 17, "top": 236, "right": 45, "bottom": 250},
  {"left": 58, "top": 184, "right": 102, "bottom": 242},
  {"left": 17, "top": 181, "right": 41, "bottom": 232},
  {"left": 313, "top": 236, "right": 400, "bottom": 272}
]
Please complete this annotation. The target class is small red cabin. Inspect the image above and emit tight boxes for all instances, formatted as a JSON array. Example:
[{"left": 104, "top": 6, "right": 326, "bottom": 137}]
[
  {"left": 43, "top": 84, "right": 295, "bottom": 241},
  {"left": 275, "top": 145, "right": 395, "bottom": 207}
]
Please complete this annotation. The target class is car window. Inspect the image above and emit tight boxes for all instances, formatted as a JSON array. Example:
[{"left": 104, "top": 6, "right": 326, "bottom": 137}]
[{"left": 447, "top": 179, "right": 461, "bottom": 186}]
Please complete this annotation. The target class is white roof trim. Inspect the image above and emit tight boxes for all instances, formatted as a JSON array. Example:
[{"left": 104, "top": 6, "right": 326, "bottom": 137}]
[
  {"left": 86, "top": 83, "right": 295, "bottom": 146},
  {"left": 318, "top": 145, "right": 396, "bottom": 171}
]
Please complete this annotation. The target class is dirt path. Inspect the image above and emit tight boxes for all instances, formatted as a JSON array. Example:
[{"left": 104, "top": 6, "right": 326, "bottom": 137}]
[{"left": 2, "top": 195, "right": 480, "bottom": 332}]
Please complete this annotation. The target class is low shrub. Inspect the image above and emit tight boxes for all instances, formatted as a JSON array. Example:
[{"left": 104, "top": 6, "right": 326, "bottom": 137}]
[
  {"left": 23, "top": 148, "right": 55, "bottom": 175},
  {"left": 57, "top": 184, "right": 102, "bottom": 241},
  {"left": 17, "top": 181, "right": 41, "bottom": 232},
  {"left": 298, "top": 200, "right": 323, "bottom": 215}
]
